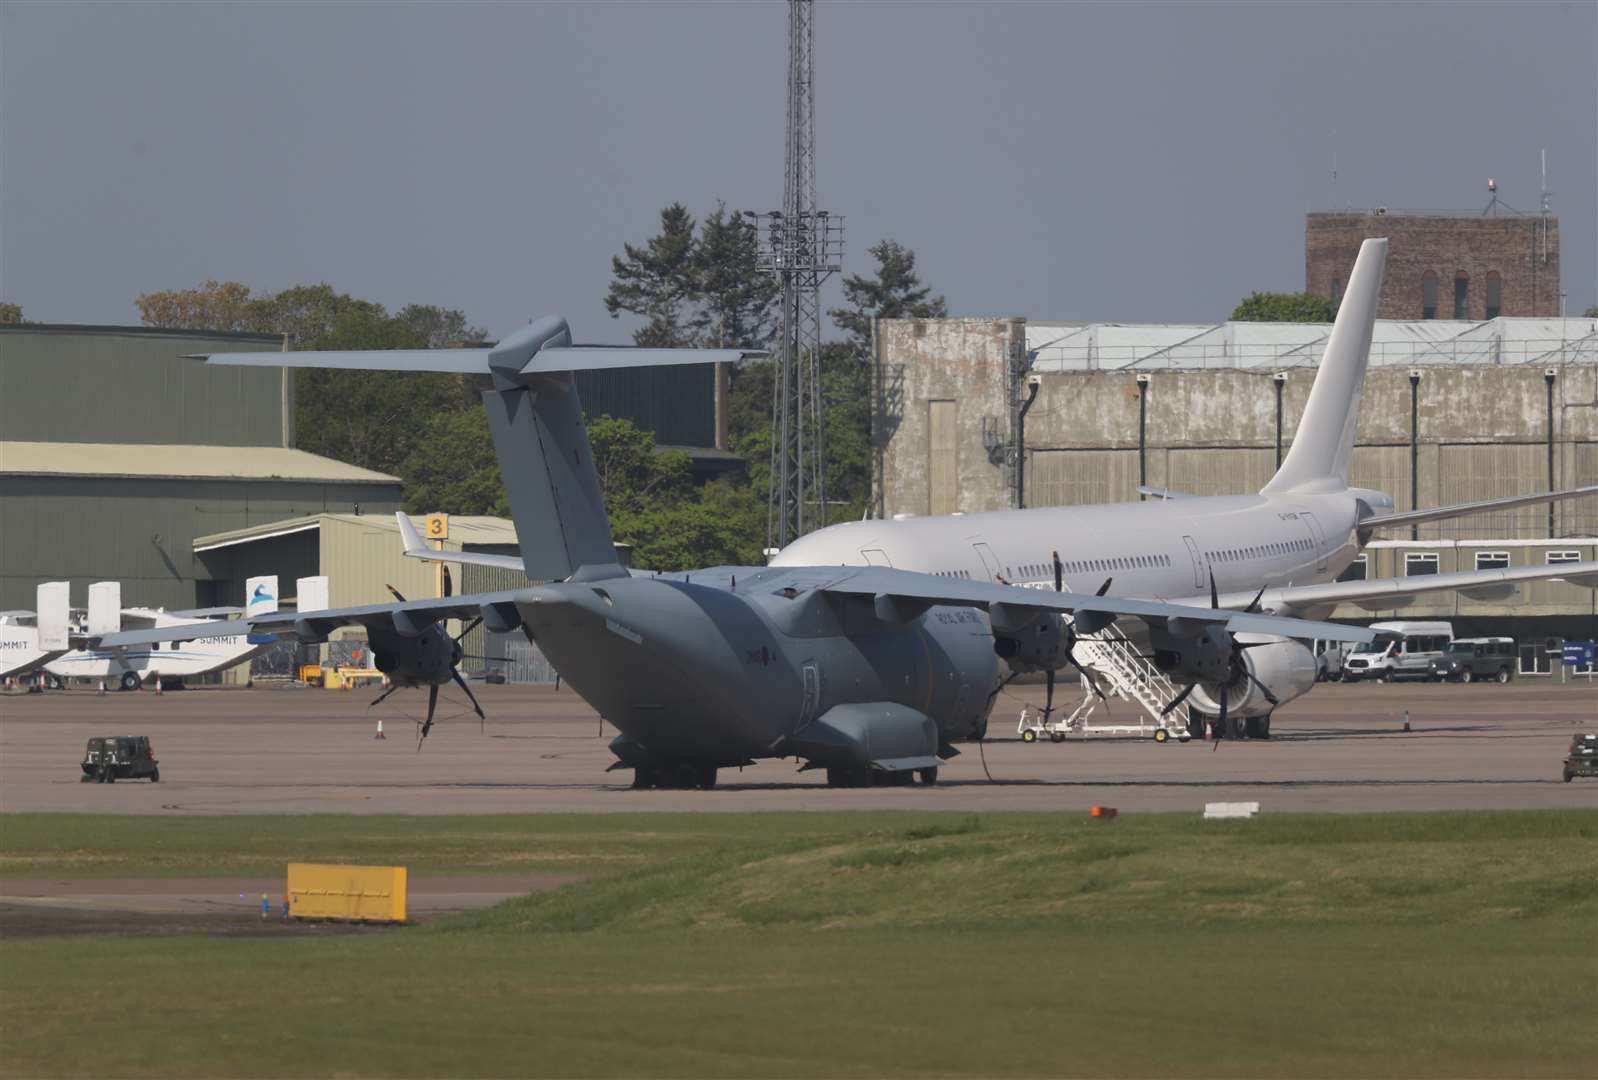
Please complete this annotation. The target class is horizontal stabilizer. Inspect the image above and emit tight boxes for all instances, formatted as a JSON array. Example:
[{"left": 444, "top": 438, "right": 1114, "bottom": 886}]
[
  {"left": 395, "top": 513, "right": 528, "bottom": 572},
  {"left": 1362, "top": 485, "right": 1598, "bottom": 530},
  {"left": 1136, "top": 485, "right": 1191, "bottom": 500}
]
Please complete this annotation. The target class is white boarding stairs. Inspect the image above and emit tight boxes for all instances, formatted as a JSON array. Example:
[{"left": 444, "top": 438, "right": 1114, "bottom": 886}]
[{"left": 1018, "top": 621, "right": 1190, "bottom": 741}]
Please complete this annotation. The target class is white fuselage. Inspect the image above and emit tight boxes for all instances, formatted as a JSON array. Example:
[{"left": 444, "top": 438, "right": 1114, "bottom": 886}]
[
  {"left": 45, "top": 612, "right": 266, "bottom": 682},
  {"left": 773, "top": 491, "right": 1364, "bottom": 607},
  {"left": 0, "top": 618, "right": 64, "bottom": 679}
]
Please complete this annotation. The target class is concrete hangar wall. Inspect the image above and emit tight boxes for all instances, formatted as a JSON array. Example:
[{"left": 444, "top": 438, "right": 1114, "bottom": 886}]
[
  {"left": 871, "top": 314, "right": 1598, "bottom": 639},
  {"left": 0, "top": 325, "right": 401, "bottom": 611}
]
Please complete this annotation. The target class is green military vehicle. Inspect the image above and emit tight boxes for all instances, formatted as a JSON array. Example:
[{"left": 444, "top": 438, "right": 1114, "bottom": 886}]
[
  {"left": 80, "top": 736, "right": 160, "bottom": 783},
  {"left": 1563, "top": 734, "right": 1598, "bottom": 783}
]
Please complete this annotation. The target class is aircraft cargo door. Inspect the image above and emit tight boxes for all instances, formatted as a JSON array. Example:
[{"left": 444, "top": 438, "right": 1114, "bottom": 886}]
[
  {"left": 1300, "top": 513, "right": 1329, "bottom": 573},
  {"left": 1181, "top": 535, "right": 1205, "bottom": 589},
  {"left": 861, "top": 548, "right": 893, "bottom": 567},
  {"left": 972, "top": 542, "right": 1002, "bottom": 583}
]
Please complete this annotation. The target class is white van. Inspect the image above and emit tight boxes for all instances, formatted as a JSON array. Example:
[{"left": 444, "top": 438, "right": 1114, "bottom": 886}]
[{"left": 1341, "top": 621, "right": 1454, "bottom": 682}]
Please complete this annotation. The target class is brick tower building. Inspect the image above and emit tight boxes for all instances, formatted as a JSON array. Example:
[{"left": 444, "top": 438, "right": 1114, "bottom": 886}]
[{"left": 1306, "top": 211, "right": 1561, "bottom": 320}]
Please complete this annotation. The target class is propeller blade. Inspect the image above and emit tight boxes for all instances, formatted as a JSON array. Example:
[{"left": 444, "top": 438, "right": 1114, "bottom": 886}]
[
  {"left": 452, "top": 667, "right": 486, "bottom": 734},
  {"left": 1096, "top": 577, "right": 1113, "bottom": 596},
  {"left": 386, "top": 584, "right": 407, "bottom": 603},
  {"left": 454, "top": 617, "right": 483, "bottom": 645},
  {"left": 1235, "top": 640, "right": 1277, "bottom": 650},
  {"left": 417, "top": 683, "right": 439, "bottom": 751},
  {"left": 1245, "top": 586, "right": 1266, "bottom": 613},
  {"left": 368, "top": 682, "right": 402, "bottom": 709},
  {"left": 1213, "top": 682, "right": 1229, "bottom": 751},
  {"left": 1052, "top": 551, "right": 1063, "bottom": 592},
  {"left": 1042, "top": 669, "right": 1056, "bottom": 722},
  {"left": 1208, "top": 569, "right": 1219, "bottom": 610},
  {"left": 1160, "top": 682, "right": 1196, "bottom": 717},
  {"left": 1244, "top": 669, "right": 1280, "bottom": 706},
  {"left": 442, "top": 566, "right": 453, "bottom": 599}
]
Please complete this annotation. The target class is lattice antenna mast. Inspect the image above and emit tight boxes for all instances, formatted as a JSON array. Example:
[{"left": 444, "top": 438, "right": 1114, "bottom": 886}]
[{"left": 752, "top": 0, "right": 844, "bottom": 553}]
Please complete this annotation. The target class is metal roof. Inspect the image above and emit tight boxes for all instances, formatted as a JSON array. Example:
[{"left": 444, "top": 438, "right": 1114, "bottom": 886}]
[
  {"left": 1027, "top": 316, "right": 1598, "bottom": 373},
  {"left": 192, "top": 513, "right": 517, "bottom": 553},
  {"left": 0, "top": 442, "right": 401, "bottom": 484},
  {"left": 0, "top": 323, "right": 285, "bottom": 343}
]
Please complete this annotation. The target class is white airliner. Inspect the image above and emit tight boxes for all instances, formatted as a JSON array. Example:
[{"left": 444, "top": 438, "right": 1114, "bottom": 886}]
[{"left": 770, "top": 238, "right": 1598, "bottom": 731}]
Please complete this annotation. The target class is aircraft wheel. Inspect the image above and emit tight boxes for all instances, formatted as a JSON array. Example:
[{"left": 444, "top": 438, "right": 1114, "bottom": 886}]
[
  {"left": 1153, "top": 728, "right": 1169, "bottom": 744},
  {"left": 80, "top": 773, "right": 92, "bottom": 783},
  {"left": 1563, "top": 770, "right": 1573, "bottom": 783},
  {"left": 1187, "top": 712, "right": 1206, "bottom": 740},
  {"left": 120, "top": 672, "right": 141, "bottom": 691},
  {"left": 1496, "top": 669, "right": 1511, "bottom": 685},
  {"left": 46, "top": 674, "right": 65, "bottom": 690},
  {"left": 1460, "top": 670, "right": 1473, "bottom": 684},
  {"left": 1021, "top": 729, "right": 1037, "bottom": 744},
  {"left": 631, "top": 766, "right": 656, "bottom": 790},
  {"left": 105, "top": 771, "right": 115, "bottom": 784},
  {"left": 917, "top": 767, "right": 939, "bottom": 785},
  {"left": 695, "top": 764, "right": 717, "bottom": 790}
]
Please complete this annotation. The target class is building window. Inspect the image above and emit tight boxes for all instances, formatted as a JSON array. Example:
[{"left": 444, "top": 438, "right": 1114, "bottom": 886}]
[
  {"left": 1547, "top": 550, "right": 1582, "bottom": 565},
  {"left": 1421, "top": 271, "right": 1438, "bottom": 319},
  {"left": 1331, "top": 276, "right": 1342, "bottom": 310},
  {"left": 1405, "top": 552, "right": 1439, "bottom": 576},
  {"left": 1474, "top": 551, "right": 1510, "bottom": 571},
  {"left": 1485, "top": 271, "right": 1502, "bottom": 319},
  {"left": 1337, "top": 554, "right": 1367, "bottom": 582},
  {"left": 1453, "top": 272, "right": 1469, "bottom": 319}
]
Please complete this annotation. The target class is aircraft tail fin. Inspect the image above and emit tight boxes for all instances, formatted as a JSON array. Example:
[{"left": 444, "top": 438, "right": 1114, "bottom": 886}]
[
  {"left": 201, "top": 316, "right": 759, "bottom": 583},
  {"left": 1261, "top": 238, "right": 1387, "bottom": 495}
]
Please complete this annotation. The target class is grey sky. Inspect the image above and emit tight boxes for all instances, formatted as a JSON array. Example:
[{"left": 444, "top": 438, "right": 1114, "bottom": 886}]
[{"left": 3, "top": 1, "right": 1594, "bottom": 340}]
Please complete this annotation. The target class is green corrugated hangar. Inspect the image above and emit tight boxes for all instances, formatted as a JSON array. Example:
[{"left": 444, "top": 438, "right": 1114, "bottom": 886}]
[{"left": 0, "top": 324, "right": 402, "bottom": 612}]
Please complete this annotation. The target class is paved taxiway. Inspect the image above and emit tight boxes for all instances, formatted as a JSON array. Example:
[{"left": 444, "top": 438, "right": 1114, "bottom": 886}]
[{"left": 3, "top": 678, "right": 1594, "bottom": 814}]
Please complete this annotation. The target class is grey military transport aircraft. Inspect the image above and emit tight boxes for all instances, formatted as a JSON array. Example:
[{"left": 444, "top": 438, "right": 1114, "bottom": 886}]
[
  {"left": 97, "top": 310, "right": 1376, "bottom": 788},
  {"left": 380, "top": 239, "right": 1598, "bottom": 745}
]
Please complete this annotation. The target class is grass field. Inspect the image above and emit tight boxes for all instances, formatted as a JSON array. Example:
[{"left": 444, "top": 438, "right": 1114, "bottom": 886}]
[{"left": 3, "top": 810, "right": 1595, "bottom": 1078}]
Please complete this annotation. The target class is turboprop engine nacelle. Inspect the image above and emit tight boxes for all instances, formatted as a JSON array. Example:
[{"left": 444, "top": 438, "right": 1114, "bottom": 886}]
[
  {"left": 1147, "top": 620, "right": 1234, "bottom": 684},
  {"left": 370, "top": 625, "right": 461, "bottom": 687},
  {"left": 1189, "top": 635, "right": 1317, "bottom": 719},
  {"left": 991, "top": 610, "right": 1074, "bottom": 674}
]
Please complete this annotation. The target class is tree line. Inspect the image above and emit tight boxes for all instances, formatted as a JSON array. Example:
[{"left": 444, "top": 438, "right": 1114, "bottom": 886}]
[
  {"left": 121, "top": 203, "right": 946, "bottom": 568},
  {"left": 9, "top": 214, "right": 1453, "bottom": 568}
]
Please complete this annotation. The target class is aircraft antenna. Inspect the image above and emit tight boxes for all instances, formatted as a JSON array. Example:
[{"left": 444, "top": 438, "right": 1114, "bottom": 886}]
[{"left": 751, "top": 0, "right": 844, "bottom": 552}]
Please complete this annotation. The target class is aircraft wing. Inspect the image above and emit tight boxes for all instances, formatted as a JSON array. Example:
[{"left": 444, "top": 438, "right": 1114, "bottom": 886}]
[
  {"left": 817, "top": 567, "right": 1375, "bottom": 643},
  {"left": 1361, "top": 485, "right": 1598, "bottom": 530},
  {"left": 394, "top": 513, "right": 528, "bottom": 572},
  {"left": 92, "top": 590, "right": 528, "bottom": 648},
  {"left": 1213, "top": 559, "right": 1598, "bottom": 616}
]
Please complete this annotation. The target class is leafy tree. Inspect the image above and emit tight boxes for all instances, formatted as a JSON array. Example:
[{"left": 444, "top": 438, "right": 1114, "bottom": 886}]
[
  {"left": 604, "top": 203, "right": 700, "bottom": 347},
  {"left": 400, "top": 407, "right": 506, "bottom": 517},
  {"left": 691, "top": 202, "right": 778, "bottom": 348},
  {"left": 0, "top": 302, "right": 23, "bottom": 323},
  {"left": 1230, "top": 292, "right": 1335, "bottom": 322},
  {"left": 398, "top": 304, "right": 489, "bottom": 348},
  {"left": 1583, "top": 305, "right": 1598, "bottom": 319},
  {"left": 135, "top": 281, "right": 266, "bottom": 333},
  {"left": 829, "top": 239, "right": 947, "bottom": 357}
]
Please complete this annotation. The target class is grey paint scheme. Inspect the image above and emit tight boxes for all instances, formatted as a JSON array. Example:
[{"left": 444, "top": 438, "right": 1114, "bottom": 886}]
[{"left": 94, "top": 314, "right": 1374, "bottom": 783}]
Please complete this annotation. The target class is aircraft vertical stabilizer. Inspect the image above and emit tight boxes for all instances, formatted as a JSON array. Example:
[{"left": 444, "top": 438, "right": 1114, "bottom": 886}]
[{"left": 1261, "top": 237, "right": 1387, "bottom": 495}]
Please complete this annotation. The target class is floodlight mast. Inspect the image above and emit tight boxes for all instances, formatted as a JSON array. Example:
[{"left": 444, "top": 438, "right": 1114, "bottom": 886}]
[{"left": 753, "top": 0, "right": 844, "bottom": 552}]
